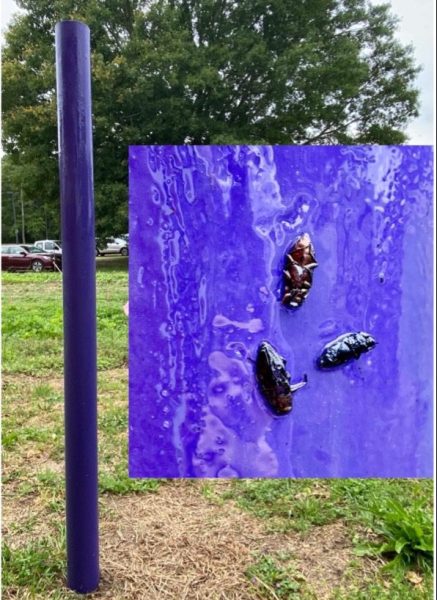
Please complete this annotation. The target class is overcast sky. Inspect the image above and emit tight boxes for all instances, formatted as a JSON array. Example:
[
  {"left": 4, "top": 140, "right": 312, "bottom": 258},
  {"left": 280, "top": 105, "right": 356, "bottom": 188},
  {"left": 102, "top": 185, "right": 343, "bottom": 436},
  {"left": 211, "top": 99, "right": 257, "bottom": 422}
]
[{"left": 1, "top": 0, "right": 434, "bottom": 144}]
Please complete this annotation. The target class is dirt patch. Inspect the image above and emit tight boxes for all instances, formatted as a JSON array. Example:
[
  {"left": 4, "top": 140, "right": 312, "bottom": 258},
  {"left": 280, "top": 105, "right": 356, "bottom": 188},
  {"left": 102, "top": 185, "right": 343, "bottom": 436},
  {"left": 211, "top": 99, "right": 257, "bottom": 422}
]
[
  {"left": 287, "top": 521, "right": 374, "bottom": 598},
  {"left": 292, "top": 521, "right": 356, "bottom": 595},
  {"left": 94, "top": 482, "right": 264, "bottom": 599},
  {"left": 94, "top": 487, "right": 377, "bottom": 600},
  {"left": 2, "top": 365, "right": 127, "bottom": 392},
  {"left": 98, "top": 367, "right": 127, "bottom": 383},
  {"left": 2, "top": 372, "right": 64, "bottom": 392},
  {"left": 1, "top": 280, "right": 62, "bottom": 298},
  {"left": 2, "top": 491, "right": 61, "bottom": 545}
]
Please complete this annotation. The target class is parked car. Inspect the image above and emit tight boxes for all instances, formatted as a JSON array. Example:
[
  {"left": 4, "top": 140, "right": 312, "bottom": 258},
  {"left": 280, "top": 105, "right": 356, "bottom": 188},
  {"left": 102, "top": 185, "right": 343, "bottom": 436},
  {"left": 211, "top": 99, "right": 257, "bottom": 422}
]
[
  {"left": 21, "top": 244, "right": 62, "bottom": 271},
  {"left": 96, "top": 237, "right": 129, "bottom": 256},
  {"left": 1, "top": 244, "right": 58, "bottom": 272},
  {"left": 34, "top": 239, "right": 62, "bottom": 254}
]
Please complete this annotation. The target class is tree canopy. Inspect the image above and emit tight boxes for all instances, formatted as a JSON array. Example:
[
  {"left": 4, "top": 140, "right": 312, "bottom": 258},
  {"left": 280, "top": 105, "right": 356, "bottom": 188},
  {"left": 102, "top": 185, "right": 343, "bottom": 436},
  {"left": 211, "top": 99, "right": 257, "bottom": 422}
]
[{"left": 2, "top": 0, "right": 420, "bottom": 240}]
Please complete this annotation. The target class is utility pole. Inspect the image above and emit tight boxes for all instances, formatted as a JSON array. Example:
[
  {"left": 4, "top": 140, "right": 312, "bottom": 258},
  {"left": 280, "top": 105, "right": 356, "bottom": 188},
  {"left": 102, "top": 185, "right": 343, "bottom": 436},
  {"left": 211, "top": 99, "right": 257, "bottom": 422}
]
[
  {"left": 8, "top": 191, "right": 19, "bottom": 243},
  {"left": 20, "top": 185, "right": 26, "bottom": 243},
  {"left": 44, "top": 203, "right": 49, "bottom": 238}
]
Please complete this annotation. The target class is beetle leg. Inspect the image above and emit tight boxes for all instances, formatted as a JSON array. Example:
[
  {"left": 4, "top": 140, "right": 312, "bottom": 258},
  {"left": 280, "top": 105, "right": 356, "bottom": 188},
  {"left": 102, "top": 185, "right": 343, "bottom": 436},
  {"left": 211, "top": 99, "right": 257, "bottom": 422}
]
[
  {"left": 306, "top": 262, "right": 318, "bottom": 269},
  {"left": 283, "top": 269, "right": 292, "bottom": 280},
  {"left": 283, "top": 293, "right": 299, "bottom": 308},
  {"left": 290, "top": 380, "right": 307, "bottom": 392}
]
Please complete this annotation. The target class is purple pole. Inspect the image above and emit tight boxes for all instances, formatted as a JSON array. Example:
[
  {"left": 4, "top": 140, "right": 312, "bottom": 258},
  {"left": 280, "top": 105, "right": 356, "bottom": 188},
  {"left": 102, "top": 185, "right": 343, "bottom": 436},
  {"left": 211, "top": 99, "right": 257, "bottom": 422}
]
[{"left": 55, "top": 21, "right": 99, "bottom": 593}]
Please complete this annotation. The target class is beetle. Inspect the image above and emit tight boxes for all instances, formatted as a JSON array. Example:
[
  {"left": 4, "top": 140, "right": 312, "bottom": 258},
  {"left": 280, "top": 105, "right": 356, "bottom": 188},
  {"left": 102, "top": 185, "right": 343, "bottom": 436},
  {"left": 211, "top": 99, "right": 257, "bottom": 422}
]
[
  {"left": 281, "top": 233, "right": 318, "bottom": 308},
  {"left": 255, "top": 341, "right": 307, "bottom": 415},
  {"left": 317, "top": 332, "right": 376, "bottom": 368}
]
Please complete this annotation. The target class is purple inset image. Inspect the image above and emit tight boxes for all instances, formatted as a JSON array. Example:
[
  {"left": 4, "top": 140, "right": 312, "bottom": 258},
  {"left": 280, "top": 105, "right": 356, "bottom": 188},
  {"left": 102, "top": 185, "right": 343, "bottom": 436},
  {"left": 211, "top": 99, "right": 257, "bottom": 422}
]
[{"left": 129, "top": 145, "right": 433, "bottom": 478}]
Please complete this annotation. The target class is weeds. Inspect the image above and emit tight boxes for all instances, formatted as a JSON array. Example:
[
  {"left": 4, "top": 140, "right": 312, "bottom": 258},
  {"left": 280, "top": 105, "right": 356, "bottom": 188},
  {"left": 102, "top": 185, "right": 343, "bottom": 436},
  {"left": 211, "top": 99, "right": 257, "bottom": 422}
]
[
  {"left": 355, "top": 499, "right": 433, "bottom": 573},
  {"left": 2, "top": 531, "right": 65, "bottom": 593},
  {"left": 246, "top": 555, "right": 307, "bottom": 599}
]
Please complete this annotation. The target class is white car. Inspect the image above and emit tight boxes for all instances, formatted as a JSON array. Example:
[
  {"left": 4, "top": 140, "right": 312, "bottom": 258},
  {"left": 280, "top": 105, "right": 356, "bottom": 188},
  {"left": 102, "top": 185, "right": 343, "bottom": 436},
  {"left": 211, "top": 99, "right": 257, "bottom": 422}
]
[
  {"left": 34, "top": 239, "right": 62, "bottom": 254},
  {"left": 96, "top": 237, "right": 129, "bottom": 256}
]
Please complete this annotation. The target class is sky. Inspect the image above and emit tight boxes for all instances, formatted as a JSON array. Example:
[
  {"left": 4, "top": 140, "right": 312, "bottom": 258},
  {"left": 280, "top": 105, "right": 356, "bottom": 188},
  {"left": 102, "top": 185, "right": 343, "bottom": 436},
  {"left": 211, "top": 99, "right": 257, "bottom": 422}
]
[{"left": 0, "top": 0, "right": 434, "bottom": 144}]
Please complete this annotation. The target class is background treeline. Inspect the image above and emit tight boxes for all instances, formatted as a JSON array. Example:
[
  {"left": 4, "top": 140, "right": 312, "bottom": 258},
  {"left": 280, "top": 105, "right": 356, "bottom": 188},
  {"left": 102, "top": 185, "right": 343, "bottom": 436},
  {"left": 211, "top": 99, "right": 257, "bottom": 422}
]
[{"left": 2, "top": 0, "right": 420, "bottom": 241}]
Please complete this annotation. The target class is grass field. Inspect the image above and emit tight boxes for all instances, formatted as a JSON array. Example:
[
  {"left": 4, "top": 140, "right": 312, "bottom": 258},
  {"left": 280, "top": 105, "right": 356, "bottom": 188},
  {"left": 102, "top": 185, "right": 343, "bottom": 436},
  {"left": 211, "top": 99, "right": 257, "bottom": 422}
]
[{"left": 1, "top": 265, "right": 434, "bottom": 599}]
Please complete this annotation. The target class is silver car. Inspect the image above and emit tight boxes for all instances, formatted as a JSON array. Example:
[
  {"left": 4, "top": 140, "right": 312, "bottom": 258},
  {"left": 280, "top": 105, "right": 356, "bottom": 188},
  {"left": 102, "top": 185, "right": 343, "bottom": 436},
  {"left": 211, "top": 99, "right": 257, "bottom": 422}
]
[
  {"left": 96, "top": 237, "right": 129, "bottom": 257},
  {"left": 34, "top": 239, "right": 62, "bottom": 254}
]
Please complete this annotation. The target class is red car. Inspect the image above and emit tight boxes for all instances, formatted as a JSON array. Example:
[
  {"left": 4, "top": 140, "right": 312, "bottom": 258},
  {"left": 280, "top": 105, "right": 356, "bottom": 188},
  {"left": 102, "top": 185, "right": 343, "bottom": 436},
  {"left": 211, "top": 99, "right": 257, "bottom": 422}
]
[{"left": 1, "top": 244, "right": 59, "bottom": 272}]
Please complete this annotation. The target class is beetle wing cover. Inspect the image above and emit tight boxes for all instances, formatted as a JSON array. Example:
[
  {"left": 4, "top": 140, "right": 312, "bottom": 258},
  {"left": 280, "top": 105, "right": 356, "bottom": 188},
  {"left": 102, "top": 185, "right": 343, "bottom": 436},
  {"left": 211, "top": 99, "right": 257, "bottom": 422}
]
[{"left": 255, "top": 342, "right": 292, "bottom": 415}]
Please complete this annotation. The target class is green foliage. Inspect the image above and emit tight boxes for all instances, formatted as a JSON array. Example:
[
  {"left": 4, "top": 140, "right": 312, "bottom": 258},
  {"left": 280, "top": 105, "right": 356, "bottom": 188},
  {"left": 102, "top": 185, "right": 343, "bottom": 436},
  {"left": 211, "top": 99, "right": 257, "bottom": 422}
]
[
  {"left": 99, "top": 465, "right": 161, "bottom": 494},
  {"left": 2, "top": 534, "right": 65, "bottom": 592},
  {"left": 246, "top": 555, "right": 304, "bottom": 599},
  {"left": 355, "top": 499, "right": 433, "bottom": 573},
  {"left": 2, "top": 0, "right": 420, "bottom": 238}
]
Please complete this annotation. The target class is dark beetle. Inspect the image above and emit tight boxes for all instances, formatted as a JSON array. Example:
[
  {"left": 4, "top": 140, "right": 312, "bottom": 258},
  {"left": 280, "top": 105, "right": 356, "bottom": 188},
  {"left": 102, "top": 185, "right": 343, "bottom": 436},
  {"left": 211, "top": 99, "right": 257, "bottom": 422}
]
[
  {"left": 255, "top": 341, "right": 307, "bottom": 415},
  {"left": 317, "top": 332, "right": 376, "bottom": 368},
  {"left": 282, "top": 233, "right": 318, "bottom": 308}
]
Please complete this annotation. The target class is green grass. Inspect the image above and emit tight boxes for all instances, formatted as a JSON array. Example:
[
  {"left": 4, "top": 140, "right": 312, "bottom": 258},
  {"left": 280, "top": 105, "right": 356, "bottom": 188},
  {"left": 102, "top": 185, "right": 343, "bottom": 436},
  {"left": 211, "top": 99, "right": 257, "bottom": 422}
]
[
  {"left": 2, "top": 425, "right": 55, "bottom": 450},
  {"left": 32, "top": 383, "right": 63, "bottom": 404},
  {"left": 1, "top": 269, "right": 156, "bottom": 459},
  {"left": 332, "top": 572, "right": 434, "bottom": 600},
  {"left": 99, "top": 466, "right": 161, "bottom": 495},
  {"left": 220, "top": 478, "right": 433, "bottom": 532},
  {"left": 219, "top": 479, "right": 340, "bottom": 532},
  {"left": 96, "top": 255, "right": 129, "bottom": 272},
  {"left": 2, "top": 270, "right": 163, "bottom": 596},
  {"left": 246, "top": 555, "right": 310, "bottom": 599},
  {"left": 2, "top": 532, "right": 65, "bottom": 593},
  {"left": 224, "top": 479, "right": 434, "bottom": 597},
  {"left": 1, "top": 271, "right": 128, "bottom": 375}
]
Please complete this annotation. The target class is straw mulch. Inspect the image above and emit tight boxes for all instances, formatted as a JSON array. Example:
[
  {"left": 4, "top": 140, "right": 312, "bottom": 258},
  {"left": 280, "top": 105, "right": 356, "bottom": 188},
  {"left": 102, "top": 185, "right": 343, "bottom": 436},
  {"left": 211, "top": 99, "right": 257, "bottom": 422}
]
[
  {"left": 90, "top": 481, "right": 360, "bottom": 600},
  {"left": 95, "top": 481, "right": 267, "bottom": 599}
]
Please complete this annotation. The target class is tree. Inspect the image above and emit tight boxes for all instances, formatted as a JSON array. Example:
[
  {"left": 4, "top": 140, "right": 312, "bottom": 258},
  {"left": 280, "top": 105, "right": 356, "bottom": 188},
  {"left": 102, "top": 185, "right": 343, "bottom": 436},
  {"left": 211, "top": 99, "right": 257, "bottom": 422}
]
[{"left": 1, "top": 0, "right": 420, "bottom": 238}]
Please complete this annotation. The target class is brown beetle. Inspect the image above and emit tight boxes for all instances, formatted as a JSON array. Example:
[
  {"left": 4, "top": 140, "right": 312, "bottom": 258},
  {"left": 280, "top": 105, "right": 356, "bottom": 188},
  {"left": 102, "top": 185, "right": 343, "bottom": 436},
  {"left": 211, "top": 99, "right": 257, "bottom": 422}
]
[
  {"left": 281, "top": 233, "right": 318, "bottom": 308},
  {"left": 255, "top": 341, "right": 307, "bottom": 415}
]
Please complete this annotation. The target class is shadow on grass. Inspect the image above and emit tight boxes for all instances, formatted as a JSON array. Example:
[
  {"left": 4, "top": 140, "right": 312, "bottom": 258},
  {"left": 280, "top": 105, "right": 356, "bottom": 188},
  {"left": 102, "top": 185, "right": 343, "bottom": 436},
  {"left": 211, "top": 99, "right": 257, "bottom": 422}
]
[{"left": 96, "top": 256, "right": 128, "bottom": 272}]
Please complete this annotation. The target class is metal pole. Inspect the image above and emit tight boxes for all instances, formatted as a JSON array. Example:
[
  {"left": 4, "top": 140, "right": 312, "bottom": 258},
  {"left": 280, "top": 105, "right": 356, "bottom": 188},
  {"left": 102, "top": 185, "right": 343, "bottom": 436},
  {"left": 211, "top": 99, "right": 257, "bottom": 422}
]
[{"left": 55, "top": 20, "right": 99, "bottom": 594}]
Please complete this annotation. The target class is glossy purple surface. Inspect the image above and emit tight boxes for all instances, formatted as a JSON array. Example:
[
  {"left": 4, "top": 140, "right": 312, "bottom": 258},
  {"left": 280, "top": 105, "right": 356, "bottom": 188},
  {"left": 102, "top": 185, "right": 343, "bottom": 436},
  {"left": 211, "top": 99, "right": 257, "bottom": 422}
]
[
  {"left": 129, "top": 146, "right": 433, "bottom": 478},
  {"left": 56, "top": 21, "right": 99, "bottom": 591}
]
